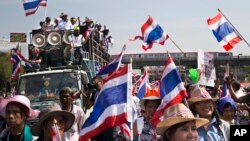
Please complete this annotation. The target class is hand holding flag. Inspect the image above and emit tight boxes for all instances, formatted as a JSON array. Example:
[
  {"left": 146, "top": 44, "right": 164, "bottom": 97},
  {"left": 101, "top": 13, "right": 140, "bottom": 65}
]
[{"left": 52, "top": 119, "right": 62, "bottom": 141}]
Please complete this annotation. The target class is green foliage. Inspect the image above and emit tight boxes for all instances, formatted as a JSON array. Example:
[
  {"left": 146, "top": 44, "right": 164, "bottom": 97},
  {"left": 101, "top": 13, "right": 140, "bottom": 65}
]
[{"left": 0, "top": 52, "right": 12, "bottom": 89}]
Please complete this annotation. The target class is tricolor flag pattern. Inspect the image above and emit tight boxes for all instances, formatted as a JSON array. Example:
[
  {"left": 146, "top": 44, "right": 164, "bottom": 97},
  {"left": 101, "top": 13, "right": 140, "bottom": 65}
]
[
  {"left": 129, "top": 16, "right": 169, "bottom": 51},
  {"left": 23, "top": 0, "right": 47, "bottom": 16},
  {"left": 151, "top": 56, "right": 187, "bottom": 126},
  {"left": 10, "top": 48, "right": 26, "bottom": 81},
  {"left": 136, "top": 70, "right": 150, "bottom": 100},
  {"left": 96, "top": 45, "right": 126, "bottom": 79},
  {"left": 207, "top": 12, "right": 242, "bottom": 51},
  {"left": 79, "top": 65, "right": 132, "bottom": 141}
]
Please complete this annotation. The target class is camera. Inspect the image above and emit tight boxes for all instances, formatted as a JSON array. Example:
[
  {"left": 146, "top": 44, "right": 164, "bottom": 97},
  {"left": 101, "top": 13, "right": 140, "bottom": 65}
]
[{"left": 84, "top": 83, "right": 96, "bottom": 91}]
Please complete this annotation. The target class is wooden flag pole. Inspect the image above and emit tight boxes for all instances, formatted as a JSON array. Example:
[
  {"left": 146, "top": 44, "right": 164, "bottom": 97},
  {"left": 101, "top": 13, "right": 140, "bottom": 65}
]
[
  {"left": 168, "top": 36, "right": 184, "bottom": 53},
  {"left": 218, "top": 9, "right": 250, "bottom": 48}
]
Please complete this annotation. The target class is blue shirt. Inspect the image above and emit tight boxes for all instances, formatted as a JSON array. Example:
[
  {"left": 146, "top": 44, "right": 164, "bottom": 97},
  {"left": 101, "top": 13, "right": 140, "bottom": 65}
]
[{"left": 197, "top": 117, "right": 225, "bottom": 141}]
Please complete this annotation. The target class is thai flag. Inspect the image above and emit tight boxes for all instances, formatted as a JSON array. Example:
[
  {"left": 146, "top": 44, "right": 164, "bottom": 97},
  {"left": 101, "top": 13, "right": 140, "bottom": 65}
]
[
  {"left": 96, "top": 45, "right": 126, "bottom": 78},
  {"left": 129, "top": 16, "right": 169, "bottom": 51},
  {"left": 23, "top": 0, "right": 47, "bottom": 16},
  {"left": 10, "top": 54, "right": 21, "bottom": 81},
  {"left": 79, "top": 65, "right": 132, "bottom": 141},
  {"left": 207, "top": 12, "right": 242, "bottom": 51},
  {"left": 136, "top": 70, "right": 150, "bottom": 100},
  {"left": 119, "top": 122, "right": 132, "bottom": 139},
  {"left": 151, "top": 56, "right": 187, "bottom": 126},
  {"left": 52, "top": 123, "right": 62, "bottom": 141}
]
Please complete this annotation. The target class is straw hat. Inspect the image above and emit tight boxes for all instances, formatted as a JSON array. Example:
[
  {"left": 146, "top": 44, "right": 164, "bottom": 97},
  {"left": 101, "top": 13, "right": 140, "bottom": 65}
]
[
  {"left": 139, "top": 88, "right": 161, "bottom": 110},
  {"left": 31, "top": 103, "right": 75, "bottom": 136},
  {"left": 187, "top": 87, "right": 218, "bottom": 106},
  {"left": 1, "top": 95, "right": 39, "bottom": 120},
  {"left": 156, "top": 103, "right": 209, "bottom": 135}
]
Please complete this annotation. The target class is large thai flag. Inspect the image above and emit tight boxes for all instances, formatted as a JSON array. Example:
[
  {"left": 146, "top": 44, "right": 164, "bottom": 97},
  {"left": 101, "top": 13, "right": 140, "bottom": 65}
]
[
  {"left": 96, "top": 45, "right": 126, "bottom": 78},
  {"left": 151, "top": 56, "right": 187, "bottom": 126},
  {"left": 23, "top": 0, "right": 47, "bottom": 16},
  {"left": 129, "top": 16, "right": 169, "bottom": 51},
  {"left": 136, "top": 70, "right": 150, "bottom": 100},
  {"left": 207, "top": 12, "right": 242, "bottom": 51},
  {"left": 79, "top": 65, "right": 132, "bottom": 141}
]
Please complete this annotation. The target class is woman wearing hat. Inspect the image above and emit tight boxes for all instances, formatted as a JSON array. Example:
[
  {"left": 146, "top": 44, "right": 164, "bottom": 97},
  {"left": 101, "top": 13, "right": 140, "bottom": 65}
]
[
  {"left": 31, "top": 103, "right": 75, "bottom": 141},
  {"left": 0, "top": 95, "right": 39, "bottom": 141},
  {"left": 133, "top": 88, "right": 161, "bottom": 141},
  {"left": 156, "top": 103, "right": 209, "bottom": 141},
  {"left": 188, "top": 87, "right": 230, "bottom": 141},
  {"left": 217, "top": 96, "right": 239, "bottom": 125}
]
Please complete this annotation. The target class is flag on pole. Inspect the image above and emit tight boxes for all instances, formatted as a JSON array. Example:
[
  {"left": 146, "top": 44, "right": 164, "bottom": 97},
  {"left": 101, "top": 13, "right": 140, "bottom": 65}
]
[
  {"left": 207, "top": 12, "right": 242, "bottom": 51},
  {"left": 52, "top": 121, "right": 62, "bottom": 141},
  {"left": 23, "top": 0, "right": 47, "bottom": 16},
  {"left": 10, "top": 45, "right": 26, "bottom": 81},
  {"left": 151, "top": 56, "right": 187, "bottom": 126},
  {"left": 96, "top": 45, "right": 126, "bottom": 78},
  {"left": 221, "top": 63, "right": 230, "bottom": 97},
  {"left": 136, "top": 70, "right": 150, "bottom": 100},
  {"left": 129, "top": 16, "right": 169, "bottom": 51},
  {"left": 79, "top": 65, "right": 132, "bottom": 141}
]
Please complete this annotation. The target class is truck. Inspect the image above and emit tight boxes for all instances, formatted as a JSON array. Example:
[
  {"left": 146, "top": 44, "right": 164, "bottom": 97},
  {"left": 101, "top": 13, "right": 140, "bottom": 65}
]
[
  {"left": 16, "top": 66, "right": 89, "bottom": 111},
  {"left": 13, "top": 22, "right": 111, "bottom": 124}
]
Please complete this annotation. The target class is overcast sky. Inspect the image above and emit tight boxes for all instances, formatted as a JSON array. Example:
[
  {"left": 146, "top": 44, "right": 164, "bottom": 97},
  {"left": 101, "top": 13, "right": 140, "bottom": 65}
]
[{"left": 1, "top": 0, "right": 250, "bottom": 56}]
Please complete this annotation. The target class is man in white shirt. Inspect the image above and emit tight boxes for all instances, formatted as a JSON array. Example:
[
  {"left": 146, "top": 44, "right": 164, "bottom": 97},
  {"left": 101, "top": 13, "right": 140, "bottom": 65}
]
[
  {"left": 67, "top": 26, "right": 85, "bottom": 66},
  {"left": 58, "top": 12, "right": 72, "bottom": 31},
  {"left": 59, "top": 87, "right": 86, "bottom": 141}
]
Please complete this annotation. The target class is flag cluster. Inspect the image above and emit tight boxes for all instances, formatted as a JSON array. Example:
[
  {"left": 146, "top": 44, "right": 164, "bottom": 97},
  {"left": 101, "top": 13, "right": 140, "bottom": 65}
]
[{"left": 207, "top": 12, "right": 242, "bottom": 51}]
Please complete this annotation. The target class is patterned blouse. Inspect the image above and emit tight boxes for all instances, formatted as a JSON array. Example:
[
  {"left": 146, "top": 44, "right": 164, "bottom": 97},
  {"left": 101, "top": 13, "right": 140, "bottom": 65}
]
[{"left": 138, "top": 119, "right": 157, "bottom": 141}]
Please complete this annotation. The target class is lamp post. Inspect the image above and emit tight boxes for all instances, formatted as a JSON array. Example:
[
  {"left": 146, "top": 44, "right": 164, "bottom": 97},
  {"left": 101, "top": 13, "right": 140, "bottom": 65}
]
[{"left": 237, "top": 53, "right": 243, "bottom": 81}]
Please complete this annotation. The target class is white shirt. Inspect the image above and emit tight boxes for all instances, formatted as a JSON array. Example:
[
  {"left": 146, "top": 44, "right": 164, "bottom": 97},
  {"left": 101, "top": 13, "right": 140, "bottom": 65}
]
[
  {"left": 68, "top": 34, "right": 84, "bottom": 47},
  {"left": 62, "top": 104, "right": 86, "bottom": 141},
  {"left": 58, "top": 20, "right": 72, "bottom": 30}
]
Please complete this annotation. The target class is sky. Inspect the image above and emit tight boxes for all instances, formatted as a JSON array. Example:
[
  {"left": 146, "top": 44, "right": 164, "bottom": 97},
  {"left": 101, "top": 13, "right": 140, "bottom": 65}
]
[{"left": 0, "top": 0, "right": 250, "bottom": 56}]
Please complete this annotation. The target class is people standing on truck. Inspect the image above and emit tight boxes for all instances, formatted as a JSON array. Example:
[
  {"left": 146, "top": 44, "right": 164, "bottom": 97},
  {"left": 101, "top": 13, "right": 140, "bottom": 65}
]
[
  {"left": 59, "top": 87, "right": 86, "bottom": 141},
  {"left": 25, "top": 47, "right": 42, "bottom": 72},
  {"left": 42, "top": 17, "right": 54, "bottom": 32},
  {"left": 70, "top": 17, "right": 80, "bottom": 29},
  {"left": 31, "top": 103, "right": 75, "bottom": 141},
  {"left": 66, "top": 26, "right": 85, "bottom": 66},
  {"left": 0, "top": 95, "right": 39, "bottom": 141},
  {"left": 58, "top": 12, "right": 72, "bottom": 31}
]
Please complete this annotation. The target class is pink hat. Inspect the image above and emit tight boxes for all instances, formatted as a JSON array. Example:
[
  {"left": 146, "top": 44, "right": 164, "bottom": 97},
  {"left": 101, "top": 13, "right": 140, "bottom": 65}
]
[
  {"left": 156, "top": 103, "right": 209, "bottom": 135},
  {"left": 2, "top": 95, "right": 39, "bottom": 120},
  {"left": 187, "top": 87, "right": 218, "bottom": 106}
]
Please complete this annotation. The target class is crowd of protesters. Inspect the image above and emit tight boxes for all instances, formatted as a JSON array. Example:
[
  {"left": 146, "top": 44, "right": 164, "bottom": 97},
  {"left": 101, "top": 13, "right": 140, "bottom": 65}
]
[{"left": 0, "top": 68, "right": 250, "bottom": 141}]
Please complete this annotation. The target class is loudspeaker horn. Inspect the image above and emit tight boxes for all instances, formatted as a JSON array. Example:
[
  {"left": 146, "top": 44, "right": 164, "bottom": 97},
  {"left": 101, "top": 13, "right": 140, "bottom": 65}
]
[
  {"left": 63, "top": 31, "right": 72, "bottom": 44},
  {"left": 47, "top": 32, "right": 61, "bottom": 46},
  {"left": 32, "top": 34, "right": 46, "bottom": 47}
]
